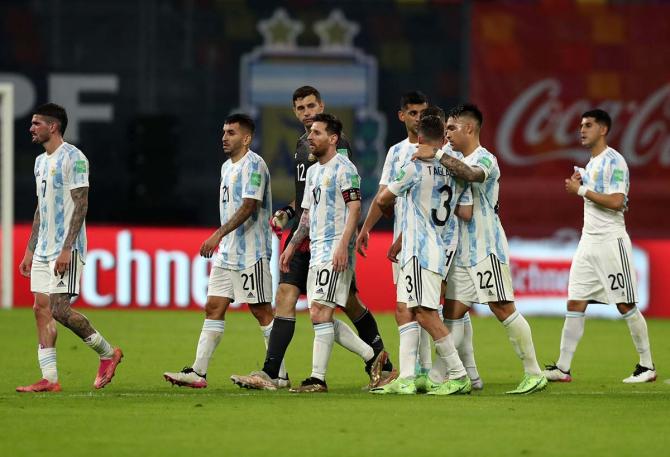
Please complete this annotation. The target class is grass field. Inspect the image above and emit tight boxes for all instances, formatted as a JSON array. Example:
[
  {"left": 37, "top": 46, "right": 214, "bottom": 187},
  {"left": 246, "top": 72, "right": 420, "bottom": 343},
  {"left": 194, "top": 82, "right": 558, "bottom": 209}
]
[{"left": 1, "top": 308, "right": 669, "bottom": 457}]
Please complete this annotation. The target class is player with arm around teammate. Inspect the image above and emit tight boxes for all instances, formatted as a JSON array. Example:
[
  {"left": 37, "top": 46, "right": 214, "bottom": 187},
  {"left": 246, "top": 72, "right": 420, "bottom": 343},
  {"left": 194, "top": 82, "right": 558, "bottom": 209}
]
[
  {"left": 544, "top": 109, "right": 656, "bottom": 383},
  {"left": 17, "top": 103, "right": 122, "bottom": 393},
  {"left": 413, "top": 104, "right": 547, "bottom": 394},
  {"left": 163, "top": 114, "right": 277, "bottom": 388}
]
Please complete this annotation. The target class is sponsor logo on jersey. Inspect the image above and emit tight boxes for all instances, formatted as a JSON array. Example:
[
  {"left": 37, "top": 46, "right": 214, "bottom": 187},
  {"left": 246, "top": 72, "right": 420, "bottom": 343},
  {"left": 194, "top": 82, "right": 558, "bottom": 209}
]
[
  {"left": 350, "top": 175, "right": 360, "bottom": 189},
  {"left": 337, "top": 148, "right": 348, "bottom": 155},
  {"left": 74, "top": 160, "right": 87, "bottom": 173},
  {"left": 395, "top": 169, "right": 406, "bottom": 182},
  {"left": 250, "top": 172, "right": 262, "bottom": 187},
  {"left": 478, "top": 156, "right": 492, "bottom": 168},
  {"left": 612, "top": 169, "right": 624, "bottom": 183}
]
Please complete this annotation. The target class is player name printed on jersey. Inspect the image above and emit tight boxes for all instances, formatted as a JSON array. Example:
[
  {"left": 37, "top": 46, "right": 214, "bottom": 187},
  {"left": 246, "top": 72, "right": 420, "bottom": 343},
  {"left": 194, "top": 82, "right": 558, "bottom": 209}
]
[
  {"left": 579, "top": 147, "right": 629, "bottom": 237},
  {"left": 301, "top": 153, "right": 360, "bottom": 269},
  {"left": 388, "top": 157, "right": 470, "bottom": 277},
  {"left": 217, "top": 150, "right": 272, "bottom": 270},
  {"left": 33, "top": 142, "right": 89, "bottom": 262},
  {"left": 380, "top": 138, "right": 416, "bottom": 238},
  {"left": 456, "top": 146, "right": 510, "bottom": 268}
]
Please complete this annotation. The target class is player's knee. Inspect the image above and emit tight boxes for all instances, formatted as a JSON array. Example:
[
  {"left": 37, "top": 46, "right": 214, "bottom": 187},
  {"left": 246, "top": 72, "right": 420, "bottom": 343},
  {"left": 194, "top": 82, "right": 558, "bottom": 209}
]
[
  {"left": 204, "top": 297, "right": 228, "bottom": 319},
  {"left": 275, "top": 284, "right": 299, "bottom": 317},
  {"left": 395, "top": 303, "right": 413, "bottom": 325},
  {"left": 249, "top": 303, "right": 273, "bottom": 324},
  {"left": 616, "top": 302, "right": 635, "bottom": 315},
  {"left": 567, "top": 300, "right": 588, "bottom": 313}
]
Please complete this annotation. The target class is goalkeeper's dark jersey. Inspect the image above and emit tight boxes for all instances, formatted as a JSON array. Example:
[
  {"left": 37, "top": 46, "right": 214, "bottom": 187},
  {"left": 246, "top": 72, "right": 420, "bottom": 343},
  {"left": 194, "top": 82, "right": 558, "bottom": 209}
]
[{"left": 292, "top": 131, "right": 353, "bottom": 227}]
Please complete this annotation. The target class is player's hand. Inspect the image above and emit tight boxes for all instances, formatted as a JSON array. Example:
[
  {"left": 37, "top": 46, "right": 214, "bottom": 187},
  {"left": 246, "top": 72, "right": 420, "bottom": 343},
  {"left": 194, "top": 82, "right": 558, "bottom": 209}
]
[
  {"left": 412, "top": 144, "right": 438, "bottom": 162},
  {"left": 333, "top": 243, "right": 348, "bottom": 272},
  {"left": 279, "top": 244, "right": 296, "bottom": 273},
  {"left": 387, "top": 237, "right": 402, "bottom": 263},
  {"left": 54, "top": 249, "right": 72, "bottom": 275},
  {"left": 269, "top": 215, "right": 283, "bottom": 237},
  {"left": 570, "top": 170, "right": 582, "bottom": 182},
  {"left": 355, "top": 230, "right": 369, "bottom": 257},
  {"left": 565, "top": 177, "right": 581, "bottom": 195},
  {"left": 19, "top": 252, "right": 33, "bottom": 277},
  {"left": 200, "top": 232, "right": 222, "bottom": 258}
]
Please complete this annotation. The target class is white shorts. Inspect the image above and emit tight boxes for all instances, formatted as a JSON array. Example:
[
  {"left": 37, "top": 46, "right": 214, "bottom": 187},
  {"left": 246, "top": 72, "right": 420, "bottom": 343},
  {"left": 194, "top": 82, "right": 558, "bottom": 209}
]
[
  {"left": 446, "top": 254, "right": 515, "bottom": 305},
  {"left": 30, "top": 251, "right": 85, "bottom": 296},
  {"left": 397, "top": 257, "right": 443, "bottom": 310},
  {"left": 306, "top": 263, "right": 353, "bottom": 309},
  {"left": 568, "top": 234, "right": 638, "bottom": 304},
  {"left": 392, "top": 262, "right": 399, "bottom": 285},
  {"left": 208, "top": 258, "right": 272, "bottom": 304}
]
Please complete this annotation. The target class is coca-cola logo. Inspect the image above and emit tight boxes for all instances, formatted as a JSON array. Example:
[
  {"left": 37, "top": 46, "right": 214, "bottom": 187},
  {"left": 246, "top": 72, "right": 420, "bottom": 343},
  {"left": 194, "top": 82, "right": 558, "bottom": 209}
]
[{"left": 496, "top": 79, "right": 670, "bottom": 166}]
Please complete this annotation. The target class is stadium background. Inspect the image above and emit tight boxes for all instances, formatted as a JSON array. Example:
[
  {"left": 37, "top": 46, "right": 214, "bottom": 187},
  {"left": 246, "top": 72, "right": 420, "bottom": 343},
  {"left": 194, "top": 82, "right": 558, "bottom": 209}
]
[{"left": 2, "top": 0, "right": 669, "bottom": 315}]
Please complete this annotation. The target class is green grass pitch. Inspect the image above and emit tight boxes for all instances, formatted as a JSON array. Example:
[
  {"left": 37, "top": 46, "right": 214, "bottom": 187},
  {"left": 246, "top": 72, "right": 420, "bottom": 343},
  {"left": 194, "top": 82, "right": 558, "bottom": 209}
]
[{"left": 1, "top": 308, "right": 669, "bottom": 457}]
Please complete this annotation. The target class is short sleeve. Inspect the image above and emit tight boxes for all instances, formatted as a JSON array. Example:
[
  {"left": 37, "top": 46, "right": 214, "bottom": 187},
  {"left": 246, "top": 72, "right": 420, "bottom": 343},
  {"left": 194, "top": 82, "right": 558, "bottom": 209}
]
[
  {"left": 66, "top": 151, "right": 89, "bottom": 190},
  {"left": 606, "top": 157, "right": 628, "bottom": 195},
  {"left": 337, "top": 163, "right": 361, "bottom": 192},
  {"left": 301, "top": 166, "right": 315, "bottom": 210},
  {"left": 470, "top": 151, "right": 494, "bottom": 181},
  {"left": 387, "top": 161, "right": 420, "bottom": 197},
  {"left": 379, "top": 146, "right": 396, "bottom": 186},
  {"left": 241, "top": 159, "right": 266, "bottom": 201}
]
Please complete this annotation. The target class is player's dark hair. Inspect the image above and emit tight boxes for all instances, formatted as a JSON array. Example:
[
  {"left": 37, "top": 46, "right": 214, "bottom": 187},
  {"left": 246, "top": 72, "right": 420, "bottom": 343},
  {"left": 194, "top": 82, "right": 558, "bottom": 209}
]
[
  {"left": 34, "top": 103, "right": 68, "bottom": 135},
  {"left": 582, "top": 109, "right": 612, "bottom": 134},
  {"left": 421, "top": 105, "right": 446, "bottom": 123},
  {"left": 224, "top": 113, "right": 255, "bottom": 134},
  {"left": 312, "top": 113, "right": 342, "bottom": 139},
  {"left": 418, "top": 115, "right": 445, "bottom": 142},
  {"left": 448, "top": 103, "right": 483, "bottom": 129},
  {"left": 292, "top": 86, "right": 322, "bottom": 105},
  {"left": 400, "top": 91, "right": 429, "bottom": 110}
]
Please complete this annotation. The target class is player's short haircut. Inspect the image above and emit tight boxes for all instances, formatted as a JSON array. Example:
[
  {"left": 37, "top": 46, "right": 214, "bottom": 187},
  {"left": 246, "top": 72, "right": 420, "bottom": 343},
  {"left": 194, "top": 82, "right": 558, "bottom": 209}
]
[
  {"left": 582, "top": 109, "right": 612, "bottom": 134},
  {"left": 292, "top": 86, "right": 322, "bottom": 104},
  {"left": 34, "top": 103, "right": 68, "bottom": 135},
  {"left": 312, "top": 113, "right": 342, "bottom": 138},
  {"left": 448, "top": 103, "right": 483, "bottom": 129},
  {"left": 400, "top": 91, "right": 429, "bottom": 110},
  {"left": 418, "top": 115, "right": 445, "bottom": 142},
  {"left": 421, "top": 105, "right": 446, "bottom": 123},
  {"left": 224, "top": 113, "right": 255, "bottom": 134}
]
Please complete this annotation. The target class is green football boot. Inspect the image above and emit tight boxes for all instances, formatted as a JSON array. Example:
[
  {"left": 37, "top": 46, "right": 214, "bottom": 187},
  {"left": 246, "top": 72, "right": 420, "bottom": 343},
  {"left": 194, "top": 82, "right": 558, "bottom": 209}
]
[
  {"left": 505, "top": 373, "right": 548, "bottom": 395},
  {"left": 426, "top": 377, "right": 472, "bottom": 396},
  {"left": 370, "top": 377, "right": 417, "bottom": 395}
]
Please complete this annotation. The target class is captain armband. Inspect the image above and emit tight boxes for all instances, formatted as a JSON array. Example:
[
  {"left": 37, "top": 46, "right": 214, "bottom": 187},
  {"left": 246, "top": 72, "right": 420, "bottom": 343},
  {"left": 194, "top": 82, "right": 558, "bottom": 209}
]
[{"left": 342, "top": 188, "right": 361, "bottom": 203}]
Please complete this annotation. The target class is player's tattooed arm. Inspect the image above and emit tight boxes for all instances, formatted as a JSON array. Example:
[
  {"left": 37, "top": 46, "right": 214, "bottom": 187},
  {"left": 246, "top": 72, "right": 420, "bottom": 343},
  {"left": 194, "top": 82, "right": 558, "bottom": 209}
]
[
  {"left": 63, "top": 187, "right": 89, "bottom": 250},
  {"left": 200, "top": 198, "right": 258, "bottom": 258},
  {"left": 436, "top": 151, "right": 485, "bottom": 183},
  {"left": 289, "top": 209, "right": 310, "bottom": 246},
  {"left": 27, "top": 206, "right": 41, "bottom": 253}
]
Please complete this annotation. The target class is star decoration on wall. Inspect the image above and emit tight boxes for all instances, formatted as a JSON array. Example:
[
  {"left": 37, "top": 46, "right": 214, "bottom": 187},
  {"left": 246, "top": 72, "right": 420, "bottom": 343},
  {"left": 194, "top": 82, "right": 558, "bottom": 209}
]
[
  {"left": 314, "top": 9, "right": 360, "bottom": 50},
  {"left": 258, "top": 8, "right": 304, "bottom": 50}
]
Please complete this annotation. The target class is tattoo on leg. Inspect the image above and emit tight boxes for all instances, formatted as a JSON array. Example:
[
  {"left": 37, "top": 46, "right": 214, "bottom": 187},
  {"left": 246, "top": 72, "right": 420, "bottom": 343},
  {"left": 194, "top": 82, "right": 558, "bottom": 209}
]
[{"left": 50, "top": 294, "right": 95, "bottom": 339}]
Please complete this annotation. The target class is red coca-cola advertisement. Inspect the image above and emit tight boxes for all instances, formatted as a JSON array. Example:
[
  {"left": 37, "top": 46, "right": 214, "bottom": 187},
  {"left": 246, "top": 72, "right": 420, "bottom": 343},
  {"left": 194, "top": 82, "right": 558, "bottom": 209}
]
[
  {"left": 9, "top": 225, "right": 670, "bottom": 317},
  {"left": 470, "top": 3, "right": 670, "bottom": 238}
]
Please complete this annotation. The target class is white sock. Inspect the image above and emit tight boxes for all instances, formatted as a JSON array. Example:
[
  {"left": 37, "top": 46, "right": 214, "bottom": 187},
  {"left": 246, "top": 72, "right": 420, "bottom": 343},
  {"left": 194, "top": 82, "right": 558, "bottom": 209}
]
[
  {"left": 311, "top": 322, "right": 335, "bottom": 381},
  {"left": 38, "top": 346, "right": 58, "bottom": 383},
  {"left": 84, "top": 332, "right": 115, "bottom": 359},
  {"left": 623, "top": 307, "right": 653, "bottom": 368},
  {"left": 260, "top": 320, "right": 288, "bottom": 379},
  {"left": 556, "top": 311, "right": 585, "bottom": 372},
  {"left": 333, "top": 319, "right": 374, "bottom": 362},
  {"left": 445, "top": 313, "right": 481, "bottom": 381},
  {"left": 502, "top": 311, "right": 542, "bottom": 376},
  {"left": 192, "top": 319, "right": 225, "bottom": 375},
  {"left": 432, "top": 334, "right": 466, "bottom": 380},
  {"left": 418, "top": 328, "right": 432, "bottom": 371},
  {"left": 398, "top": 322, "right": 420, "bottom": 379}
]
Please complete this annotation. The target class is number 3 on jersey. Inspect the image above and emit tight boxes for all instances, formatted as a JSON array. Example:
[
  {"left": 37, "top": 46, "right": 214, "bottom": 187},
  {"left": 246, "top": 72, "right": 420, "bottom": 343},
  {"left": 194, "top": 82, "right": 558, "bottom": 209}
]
[{"left": 431, "top": 184, "right": 453, "bottom": 226}]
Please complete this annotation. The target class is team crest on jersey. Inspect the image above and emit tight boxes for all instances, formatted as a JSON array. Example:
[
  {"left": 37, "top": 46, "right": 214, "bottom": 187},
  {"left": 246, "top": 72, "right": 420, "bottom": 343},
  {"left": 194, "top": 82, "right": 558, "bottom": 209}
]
[
  {"left": 323, "top": 175, "right": 331, "bottom": 186},
  {"left": 50, "top": 168, "right": 56, "bottom": 176},
  {"left": 236, "top": 8, "right": 385, "bottom": 204}
]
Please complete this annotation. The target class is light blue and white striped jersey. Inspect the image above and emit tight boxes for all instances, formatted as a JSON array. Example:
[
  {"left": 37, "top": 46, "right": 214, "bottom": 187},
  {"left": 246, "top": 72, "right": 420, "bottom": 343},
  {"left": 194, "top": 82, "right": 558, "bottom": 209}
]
[
  {"left": 442, "top": 148, "right": 473, "bottom": 251},
  {"left": 456, "top": 146, "right": 510, "bottom": 267},
  {"left": 216, "top": 150, "right": 272, "bottom": 270},
  {"left": 379, "top": 138, "right": 415, "bottom": 238},
  {"left": 579, "top": 147, "right": 629, "bottom": 237},
  {"left": 301, "top": 153, "right": 361, "bottom": 269},
  {"left": 33, "top": 142, "right": 88, "bottom": 262},
  {"left": 387, "top": 157, "right": 470, "bottom": 277}
]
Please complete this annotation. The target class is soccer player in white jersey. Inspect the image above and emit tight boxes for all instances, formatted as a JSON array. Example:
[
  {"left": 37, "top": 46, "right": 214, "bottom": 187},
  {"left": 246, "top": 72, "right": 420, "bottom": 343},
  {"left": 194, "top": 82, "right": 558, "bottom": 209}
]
[
  {"left": 370, "top": 115, "right": 472, "bottom": 396},
  {"left": 280, "top": 114, "right": 385, "bottom": 393},
  {"left": 370, "top": 115, "right": 474, "bottom": 395},
  {"left": 357, "top": 92, "right": 434, "bottom": 384},
  {"left": 414, "top": 104, "right": 547, "bottom": 394},
  {"left": 17, "top": 103, "right": 123, "bottom": 393},
  {"left": 544, "top": 109, "right": 656, "bottom": 383},
  {"left": 163, "top": 114, "right": 277, "bottom": 388}
]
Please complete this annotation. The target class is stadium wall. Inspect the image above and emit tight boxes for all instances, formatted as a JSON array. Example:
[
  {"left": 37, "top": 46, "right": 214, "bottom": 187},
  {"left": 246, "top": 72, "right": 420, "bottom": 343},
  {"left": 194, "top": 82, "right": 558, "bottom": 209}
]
[{"left": 11, "top": 224, "right": 670, "bottom": 318}]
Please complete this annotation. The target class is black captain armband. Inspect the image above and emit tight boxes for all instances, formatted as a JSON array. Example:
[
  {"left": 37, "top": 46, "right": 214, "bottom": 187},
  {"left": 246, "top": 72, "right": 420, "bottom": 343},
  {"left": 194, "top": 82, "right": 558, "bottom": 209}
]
[
  {"left": 342, "top": 188, "right": 361, "bottom": 203},
  {"left": 281, "top": 206, "right": 296, "bottom": 220}
]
